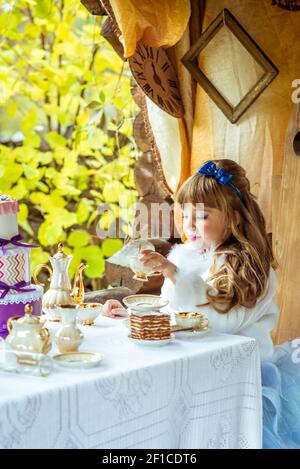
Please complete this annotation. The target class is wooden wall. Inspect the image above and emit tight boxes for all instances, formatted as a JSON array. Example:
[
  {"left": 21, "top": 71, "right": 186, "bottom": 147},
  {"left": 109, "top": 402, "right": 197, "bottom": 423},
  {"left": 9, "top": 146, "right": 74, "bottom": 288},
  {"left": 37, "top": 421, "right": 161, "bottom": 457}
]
[{"left": 274, "top": 104, "right": 300, "bottom": 343}]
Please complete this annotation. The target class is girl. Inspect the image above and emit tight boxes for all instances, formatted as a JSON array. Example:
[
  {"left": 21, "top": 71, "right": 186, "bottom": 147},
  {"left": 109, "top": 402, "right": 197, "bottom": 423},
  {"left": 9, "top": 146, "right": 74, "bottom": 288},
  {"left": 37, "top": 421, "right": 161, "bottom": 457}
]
[{"left": 103, "top": 159, "right": 300, "bottom": 449}]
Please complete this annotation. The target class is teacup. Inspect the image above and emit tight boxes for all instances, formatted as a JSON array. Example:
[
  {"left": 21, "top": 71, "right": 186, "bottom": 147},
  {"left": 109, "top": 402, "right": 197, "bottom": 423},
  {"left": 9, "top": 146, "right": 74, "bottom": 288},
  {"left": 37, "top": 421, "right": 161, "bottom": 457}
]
[
  {"left": 175, "top": 312, "right": 209, "bottom": 330},
  {"left": 74, "top": 303, "right": 103, "bottom": 326},
  {"left": 130, "top": 256, "right": 154, "bottom": 281},
  {"left": 56, "top": 303, "right": 103, "bottom": 326}
]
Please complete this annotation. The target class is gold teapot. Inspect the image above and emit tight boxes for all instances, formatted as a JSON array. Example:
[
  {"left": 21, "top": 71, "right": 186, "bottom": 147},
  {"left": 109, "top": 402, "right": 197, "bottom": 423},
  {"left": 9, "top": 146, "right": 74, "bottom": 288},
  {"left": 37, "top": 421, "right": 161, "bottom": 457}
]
[
  {"left": 6, "top": 304, "right": 51, "bottom": 354},
  {"left": 33, "top": 243, "right": 87, "bottom": 319}
]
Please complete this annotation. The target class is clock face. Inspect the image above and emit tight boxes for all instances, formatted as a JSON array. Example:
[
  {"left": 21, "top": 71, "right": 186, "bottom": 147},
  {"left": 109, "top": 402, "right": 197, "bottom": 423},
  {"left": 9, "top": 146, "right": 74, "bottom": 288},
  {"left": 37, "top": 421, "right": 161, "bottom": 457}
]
[{"left": 129, "top": 42, "right": 184, "bottom": 118}]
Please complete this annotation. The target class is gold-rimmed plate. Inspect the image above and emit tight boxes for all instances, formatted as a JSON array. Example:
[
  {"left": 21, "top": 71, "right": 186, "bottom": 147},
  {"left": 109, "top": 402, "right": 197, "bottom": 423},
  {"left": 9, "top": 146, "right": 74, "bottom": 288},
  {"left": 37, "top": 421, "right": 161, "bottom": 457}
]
[
  {"left": 52, "top": 352, "right": 104, "bottom": 368},
  {"left": 123, "top": 294, "right": 169, "bottom": 312},
  {"left": 128, "top": 334, "right": 174, "bottom": 347},
  {"left": 173, "top": 327, "right": 210, "bottom": 339}
]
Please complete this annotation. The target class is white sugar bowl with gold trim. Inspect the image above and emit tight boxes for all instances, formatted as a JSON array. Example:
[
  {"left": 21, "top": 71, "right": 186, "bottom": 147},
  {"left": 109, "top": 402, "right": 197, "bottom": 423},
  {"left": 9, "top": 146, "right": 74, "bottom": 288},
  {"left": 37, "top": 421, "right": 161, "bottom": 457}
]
[{"left": 6, "top": 304, "right": 51, "bottom": 354}]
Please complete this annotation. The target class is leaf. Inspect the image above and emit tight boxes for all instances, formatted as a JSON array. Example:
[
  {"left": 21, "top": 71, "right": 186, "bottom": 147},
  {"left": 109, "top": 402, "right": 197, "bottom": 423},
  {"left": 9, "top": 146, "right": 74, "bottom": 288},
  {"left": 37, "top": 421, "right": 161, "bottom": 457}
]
[
  {"left": 38, "top": 221, "right": 65, "bottom": 247},
  {"left": 119, "top": 189, "right": 136, "bottom": 208},
  {"left": 30, "top": 248, "right": 50, "bottom": 274},
  {"left": 50, "top": 208, "right": 77, "bottom": 229},
  {"left": 21, "top": 109, "right": 37, "bottom": 135},
  {"left": 3, "top": 162, "right": 23, "bottom": 184},
  {"left": 45, "top": 131, "right": 67, "bottom": 149},
  {"left": 7, "top": 101, "right": 18, "bottom": 118},
  {"left": 68, "top": 230, "right": 90, "bottom": 248},
  {"left": 76, "top": 110, "right": 90, "bottom": 127},
  {"left": 87, "top": 101, "right": 101, "bottom": 110},
  {"left": 77, "top": 198, "right": 93, "bottom": 224},
  {"left": 9, "top": 181, "right": 28, "bottom": 199},
  {"left": 34, "top": 0, "right": 54, "bottom": 19},
  {"left": 30, "top": 191, "right": 66, "bottom": 212},
  {"left": 72, "top": 245, "right": 105, "bottom": 279},
  {"left": 27, "top": 72, "right": 50, "bottom": 91},
  {"left": 23, "top": 165, "right": 39, "bottom": 179},
  {"left": 36, "top": 181, "right": 49, "bottom": 193},
  {"left": 18, "top": 202, "right": 34, "bottom": 235},
  {"left": 99, "top": 90, "right": 105, "bottom": 103},
  {"left": 101, "top": 238, "right": 123, "bottom": 258},
  {"left": 20, "top": 220, "right": 34, "bottom": 237},
  {"left": 23, "top": 132, "right": 41, "bottom": 148},
  {"left": 18, "top": 203, "right": 28, "bottom": 222},
  {"left": 88, "top": 127, "right": 108, "bottom": 149},
  {"left": 103, "top": 181, "right": 126, "bottom": 203},
  {"left": 98, "top": 210, "right": 115, "bottom": 230},
  {"left": 37, "top": 152, "right": 53, "bottom": 165}
]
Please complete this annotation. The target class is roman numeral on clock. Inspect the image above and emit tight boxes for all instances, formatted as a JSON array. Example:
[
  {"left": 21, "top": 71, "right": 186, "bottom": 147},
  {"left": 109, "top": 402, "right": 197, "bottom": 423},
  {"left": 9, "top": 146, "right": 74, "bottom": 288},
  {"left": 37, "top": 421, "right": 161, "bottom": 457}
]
[
  {"left": 171, "top": 92, "right": 181, "bottom": 103},
  {"left": 144, "top": 44, "right": 154, "bottom": 60},
  {"left": 136, "top": 70, "right": 146, "bottom": 80},
  {"left": 168, "top": 79, "right": 177, "bottom": 88},
  {"left": 162, "top": 61, "right": 170, "bottom": 73},
  {"left": 143, "top": 83, "right": 154, "bottom": 97},
  {"left": 132, "top": 57, "right": 143, "bottom": 68},
  {"left": 166, "top": 99, "right": 175, "bottom": 113},
  {"left": 137, "top": 44, "right": 146, "bottom": 60},
  {"left": 155, "top": 49, "right": 160, "bottom": 64},
  {"left": 157, "top": 95, "right": 165, "bottom": 108}
]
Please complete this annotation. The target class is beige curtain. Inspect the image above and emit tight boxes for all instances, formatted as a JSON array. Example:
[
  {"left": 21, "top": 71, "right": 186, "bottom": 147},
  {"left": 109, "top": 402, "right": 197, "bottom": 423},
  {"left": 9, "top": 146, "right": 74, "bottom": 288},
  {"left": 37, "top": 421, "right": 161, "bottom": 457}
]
[{"left": 109, "top": 0, "right": 191, "bottom": 58}]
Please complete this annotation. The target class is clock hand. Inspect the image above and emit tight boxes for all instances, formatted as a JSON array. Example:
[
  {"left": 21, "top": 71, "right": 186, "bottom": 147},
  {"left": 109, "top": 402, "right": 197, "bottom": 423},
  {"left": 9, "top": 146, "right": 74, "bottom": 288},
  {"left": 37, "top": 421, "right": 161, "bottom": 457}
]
[{"left": 151, "top": 62, "right": 166, "bottom": 93}]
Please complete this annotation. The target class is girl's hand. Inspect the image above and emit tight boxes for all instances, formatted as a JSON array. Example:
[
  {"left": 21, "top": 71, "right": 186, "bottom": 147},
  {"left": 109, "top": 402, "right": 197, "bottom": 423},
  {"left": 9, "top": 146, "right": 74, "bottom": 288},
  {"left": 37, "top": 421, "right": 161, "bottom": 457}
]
[
  {"left": 102, "top": 299, "right": 129, "bottom": 318},
  {"left": 139, "top": 249, "right": 177, "bottom": 282}
]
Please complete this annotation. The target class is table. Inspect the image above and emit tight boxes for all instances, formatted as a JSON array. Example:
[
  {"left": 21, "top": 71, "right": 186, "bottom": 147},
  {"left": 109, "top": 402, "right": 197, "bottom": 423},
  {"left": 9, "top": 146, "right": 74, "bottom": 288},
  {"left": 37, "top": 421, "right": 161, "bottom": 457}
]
[{"left": 0, "top": 316, "right": 262, "bottom": 449}]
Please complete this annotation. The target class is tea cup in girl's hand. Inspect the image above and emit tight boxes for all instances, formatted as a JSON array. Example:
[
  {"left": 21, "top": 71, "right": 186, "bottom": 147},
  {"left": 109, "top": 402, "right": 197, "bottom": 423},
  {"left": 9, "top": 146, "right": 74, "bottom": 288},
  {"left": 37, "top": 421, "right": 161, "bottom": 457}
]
[{"left": 139, "top": 249, "right": 177, "bottom": 282}]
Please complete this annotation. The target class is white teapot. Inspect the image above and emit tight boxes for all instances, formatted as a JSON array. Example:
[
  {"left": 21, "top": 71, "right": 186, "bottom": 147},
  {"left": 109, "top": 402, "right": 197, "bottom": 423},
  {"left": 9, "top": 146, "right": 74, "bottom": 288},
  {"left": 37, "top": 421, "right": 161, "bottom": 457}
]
[
  {"left": 6, "top": 304, "right": 51, "bottom": 354},
  {"left": 33, "top": 243, "right": 87, "bottom": 319}
]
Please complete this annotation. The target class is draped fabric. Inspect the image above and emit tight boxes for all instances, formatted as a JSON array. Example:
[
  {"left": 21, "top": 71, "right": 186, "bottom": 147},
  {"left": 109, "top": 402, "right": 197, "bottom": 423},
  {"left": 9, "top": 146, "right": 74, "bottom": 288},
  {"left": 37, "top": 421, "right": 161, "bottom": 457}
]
[
  {"left": 145, "top": 97, "right": 190, "bottom": 195},
  {"left": 262, "top": 342, "right": 300, "bottom": 448},
  {"left": 109, "top": 0, "right": 191, "bottom": 58}
]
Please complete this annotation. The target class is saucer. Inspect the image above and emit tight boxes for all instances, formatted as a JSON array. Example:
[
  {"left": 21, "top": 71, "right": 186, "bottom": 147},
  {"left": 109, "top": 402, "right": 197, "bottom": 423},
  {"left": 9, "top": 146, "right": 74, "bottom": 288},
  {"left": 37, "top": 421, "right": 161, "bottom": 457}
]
[
  {"left": 173, "top": 327, "right": 210, "bottom": 339},
  {"left": 52, "top": 352, "right": 104, "bottom": 368},
  {"left": 128, "top": 334, "right": 174, "bottom": 347},
  {"left": 123, "top": 294, "right": 169, "bottom": 312}
]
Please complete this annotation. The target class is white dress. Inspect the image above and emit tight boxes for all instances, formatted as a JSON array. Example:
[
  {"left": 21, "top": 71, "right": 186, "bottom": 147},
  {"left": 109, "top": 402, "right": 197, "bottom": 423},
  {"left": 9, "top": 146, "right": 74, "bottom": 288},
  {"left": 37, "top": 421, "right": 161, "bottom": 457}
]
[{"left": 161, "top": 242, "right": 279, "bottom": 361}]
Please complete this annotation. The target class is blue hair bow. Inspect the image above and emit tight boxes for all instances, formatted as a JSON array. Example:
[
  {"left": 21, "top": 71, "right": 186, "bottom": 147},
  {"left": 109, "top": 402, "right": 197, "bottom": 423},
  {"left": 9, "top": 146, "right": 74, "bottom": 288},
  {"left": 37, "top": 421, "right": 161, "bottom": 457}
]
[{"left": 197, "top": 161, "right": 245, "bottom": 204}]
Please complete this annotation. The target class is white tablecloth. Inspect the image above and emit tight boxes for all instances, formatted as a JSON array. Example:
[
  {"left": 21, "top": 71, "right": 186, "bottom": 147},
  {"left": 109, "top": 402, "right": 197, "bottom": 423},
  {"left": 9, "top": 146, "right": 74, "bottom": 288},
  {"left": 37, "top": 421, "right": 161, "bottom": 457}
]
[{"left": 0, "top": 316, "right": 262, "bottom": 449}]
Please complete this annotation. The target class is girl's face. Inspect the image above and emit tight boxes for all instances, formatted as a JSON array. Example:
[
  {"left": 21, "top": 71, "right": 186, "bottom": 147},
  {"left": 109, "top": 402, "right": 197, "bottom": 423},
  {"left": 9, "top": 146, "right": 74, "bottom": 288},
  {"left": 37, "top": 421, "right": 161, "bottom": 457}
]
[{"left": 182, "top": 204, "right": 228, "bottom": 249}]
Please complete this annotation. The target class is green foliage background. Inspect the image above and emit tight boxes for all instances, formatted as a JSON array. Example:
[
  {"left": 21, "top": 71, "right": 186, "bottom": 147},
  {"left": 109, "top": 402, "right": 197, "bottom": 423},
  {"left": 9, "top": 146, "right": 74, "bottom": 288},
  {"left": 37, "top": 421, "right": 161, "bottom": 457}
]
[{"left": 0, "top": 0, "right": 139, "bottom": 289}]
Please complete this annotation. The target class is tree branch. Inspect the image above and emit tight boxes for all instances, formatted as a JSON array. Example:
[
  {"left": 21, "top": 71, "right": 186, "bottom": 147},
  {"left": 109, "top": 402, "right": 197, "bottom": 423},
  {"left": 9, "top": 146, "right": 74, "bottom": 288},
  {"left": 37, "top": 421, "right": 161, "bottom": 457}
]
[
  {"left": 26, "top": 2, "right": 52, "bottom": 132},
  {"left": 73, "top": 44, "right": 99, "bottom": 124}
]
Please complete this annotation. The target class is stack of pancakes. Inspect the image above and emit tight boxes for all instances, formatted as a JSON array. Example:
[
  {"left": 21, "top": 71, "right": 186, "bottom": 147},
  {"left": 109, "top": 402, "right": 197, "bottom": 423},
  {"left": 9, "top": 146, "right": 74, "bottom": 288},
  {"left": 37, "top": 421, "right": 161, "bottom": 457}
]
[{"left": 130, "top": 313, "right": 171, "bottom": 340}]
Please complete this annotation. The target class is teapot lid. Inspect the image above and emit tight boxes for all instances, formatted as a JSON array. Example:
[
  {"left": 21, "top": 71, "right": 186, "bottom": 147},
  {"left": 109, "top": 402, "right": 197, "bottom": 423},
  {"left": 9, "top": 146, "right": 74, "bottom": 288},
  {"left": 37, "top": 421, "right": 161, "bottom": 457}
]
[
  {"left": 53, "top": 242, "right": 68, "bottom": 259},
  {"left": 16, "top": 304, "right": 40, "bottom": 325}
]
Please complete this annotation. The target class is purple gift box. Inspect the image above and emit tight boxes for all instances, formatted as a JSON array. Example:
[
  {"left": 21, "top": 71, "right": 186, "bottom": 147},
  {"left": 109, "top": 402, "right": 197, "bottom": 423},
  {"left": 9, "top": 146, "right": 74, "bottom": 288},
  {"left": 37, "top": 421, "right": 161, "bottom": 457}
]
[
  {"left": 0, "top": 285, "right": 43, "bottom": 339},
  {"left": 0, "top": 299, "right": 41, "bottom": 339}
]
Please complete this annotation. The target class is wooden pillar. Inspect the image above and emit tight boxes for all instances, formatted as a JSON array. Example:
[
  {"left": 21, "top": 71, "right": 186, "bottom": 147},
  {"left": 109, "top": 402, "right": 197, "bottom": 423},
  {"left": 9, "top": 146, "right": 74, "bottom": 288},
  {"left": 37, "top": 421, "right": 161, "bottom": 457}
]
[{"left": 274, "top": 104, "right": 300, "bottom": 343}]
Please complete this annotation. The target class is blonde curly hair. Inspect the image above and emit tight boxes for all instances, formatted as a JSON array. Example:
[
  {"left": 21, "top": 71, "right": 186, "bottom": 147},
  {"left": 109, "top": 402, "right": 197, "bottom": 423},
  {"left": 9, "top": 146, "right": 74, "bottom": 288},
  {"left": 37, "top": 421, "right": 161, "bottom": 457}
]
[{"left": 174, "top": 159, "right": 278, "bottom": 314}]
